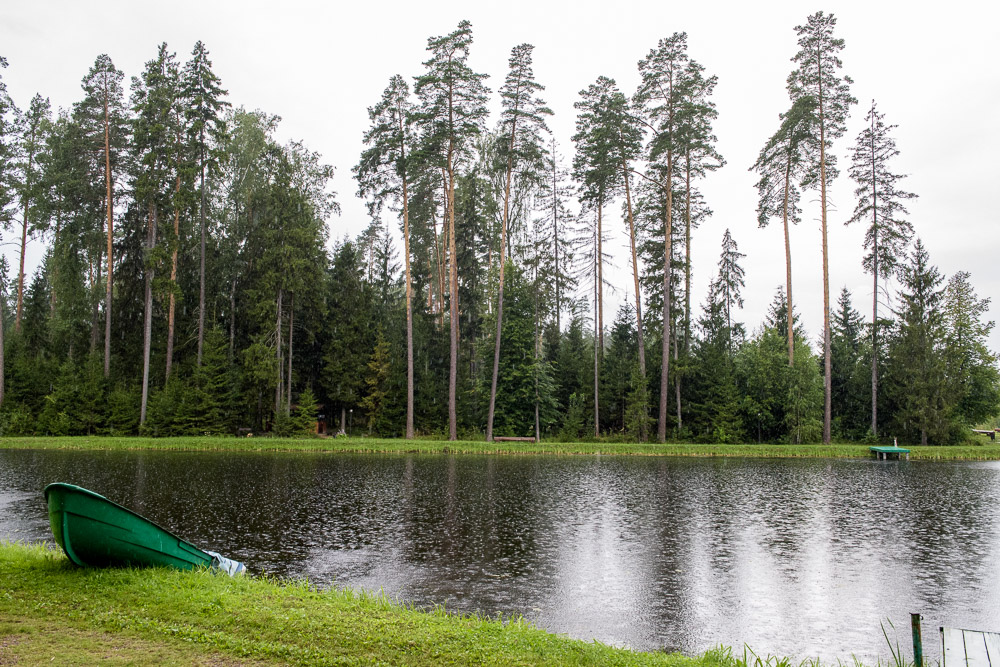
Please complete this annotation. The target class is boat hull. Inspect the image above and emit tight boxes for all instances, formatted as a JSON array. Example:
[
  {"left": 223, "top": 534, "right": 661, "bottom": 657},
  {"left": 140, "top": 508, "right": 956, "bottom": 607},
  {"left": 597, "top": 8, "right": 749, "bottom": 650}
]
[{"left": 44, "top": 482, "right": 213, "bottom": 570}]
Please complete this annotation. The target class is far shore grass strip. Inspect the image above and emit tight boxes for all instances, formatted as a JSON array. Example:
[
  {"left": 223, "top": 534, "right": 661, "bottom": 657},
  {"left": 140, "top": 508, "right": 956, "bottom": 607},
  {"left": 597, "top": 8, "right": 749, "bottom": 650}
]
[
  {"left": 1, "top": 435, "right": 999, "bottom": 460},
  {"left": 0, "top": 541, "right": 744, "bottom": 666}
]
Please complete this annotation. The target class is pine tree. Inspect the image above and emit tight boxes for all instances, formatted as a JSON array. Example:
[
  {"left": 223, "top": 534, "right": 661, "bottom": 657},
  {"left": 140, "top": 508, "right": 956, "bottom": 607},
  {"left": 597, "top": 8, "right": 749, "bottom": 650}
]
[
  {"left": 846, "top": 100, "right": 916, "bottom": 436},
  {"left": 635, "top": 33, "right": 689, "bottom": 442},
  {"left": 76, "top": 54, "right": 127, "bottom": 377},
  {"left": 414, "top": 20, "right": 490, "bottom": 440},
  {"left": 751, "top": 95, "right": 818, "bottom": 367},
  {"left": 182, "top": 41, "right": 229, "bottom": 368},
  {"left": 487, "top": 43, "right": 551, "bottom": 442},
  {"left": 0, "top": 56, "right": 16, "bottom": 406},
  {"left": 14, "top": 94, "right": 51, "bottom": 333},
  {"left": 355, "top": 74, "right": 416, "bottom": 438},
  {"left": 787, "top": 11, "right": 856, "bottom": 444},
  {"left": 573, "top": 76, "right": 620, "bottom": 437}
]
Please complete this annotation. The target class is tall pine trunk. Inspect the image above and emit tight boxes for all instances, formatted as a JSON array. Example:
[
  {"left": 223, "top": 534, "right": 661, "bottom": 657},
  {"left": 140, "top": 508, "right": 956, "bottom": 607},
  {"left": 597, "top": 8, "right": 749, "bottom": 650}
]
[
  {"left": 286, "top": 292, "right": 293, "bottom": 417},
  {"left": 400, "top": 143, "right": 415, "bottom": 439},
  {"left": 782, "top": 151, "right": 795, "bottom": 367},
  {"left": 103, "top": 77, "right": 114, "bottom": 378},
  {"left": 817, "top": 47, "right": 833, "bottom": 445},
  {"left": 447, "top": 148, "right": 458, "bottom": 441},
  {"left": 165, "top": 154, "right": 181, "bottom": 381},
  {"left": 622, "top": 151, "right": 646, "bottom": 441},
  {"left": 0, "top": 292, "right": 5, "bottom": 406},
  {"left": 658, "top": 160, "right": 674, "bottom": 442},
  {"left": 684, "top": 151, "right": 692, "bottom": 354},
  {"left": 597, "top": 197, "right": 604, "bottom": 352},
  {"left": 552, "top": 142, "right": 562, "bottom": 331},
  {"left": 487, "top": 119, "right": 518, "bottom": 441},
  {"left": 869, "top": 117, "right": 879, "bottom": 437},
  {"left": 593, "top": 262, "right": 600, "bottom": 438},
  {"left": 197, "top": 138, "right": 207, "bottom": 367},
  {"left": 15, "top": 129, "right": 36, "bottom": 333},
  {"left": 139, "top": 204, "right": 157, "bottom": 425},
  {"left": 274, "top": 288, "right": 283, "bottom": 417}
]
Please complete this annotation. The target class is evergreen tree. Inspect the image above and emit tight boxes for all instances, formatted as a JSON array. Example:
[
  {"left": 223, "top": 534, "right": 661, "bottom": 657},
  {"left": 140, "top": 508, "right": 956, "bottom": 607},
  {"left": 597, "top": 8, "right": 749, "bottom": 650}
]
[
  {"left": 635, "top": 33, "right": 690, "bottom": 442},
  {"left": 131, "top": 43, "right": 181, "bottom": 424},
  {"left": 414, "top": 19, "right": 490, "bottom": 440},
  {"left": 0, "top": 57, "right": 16, "bottom": 405},
  {"left": 688, "top": 280, "right": 743, "bottom": 443},
  {"left": 13, "top": 94, "right": 51, "bottom": 333},
  {"left": 846, "top": 100, "right": 916, "bottom": 436},
  {"left": 787, "top": 11, "right": 856, "bottom": 443},
  {"left": 829, "top": 288, "right": 869, "bottom": 439},
  {"left": 942, "top": 272, "right": 1000, "bottom": 430},
  {"left": 361, "top": 330, "right": 391, "bottom": 435},
  {"left": 715, "top": 228, "right": 746, "bottom": 353},
  {"left": 182, "top": 41, "right": 229, "bottom": 367},
  {"left": 887, "top": 240, "right": 947, "bottom": 445},
  {"left": 487, "top": 43, "right": 551, "bottom": 442},
  {"left": 75, "top": 54, "right": 127, "bottom": 377},
  {"left": 751, "top": 95, "right": 818, "bottom": 366},
  {"left": 355, "top": 74, "right": 417, "bottom": 438}
]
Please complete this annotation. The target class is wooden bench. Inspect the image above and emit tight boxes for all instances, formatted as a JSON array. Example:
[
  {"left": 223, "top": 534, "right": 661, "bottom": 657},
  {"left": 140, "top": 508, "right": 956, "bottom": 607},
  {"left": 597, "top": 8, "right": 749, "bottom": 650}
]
[
  {"left": 941, "top": 626, "right": 1000, "bottom": 667},
  {"left": 492, "top": 436, "right": 536, "bottom": 443}
]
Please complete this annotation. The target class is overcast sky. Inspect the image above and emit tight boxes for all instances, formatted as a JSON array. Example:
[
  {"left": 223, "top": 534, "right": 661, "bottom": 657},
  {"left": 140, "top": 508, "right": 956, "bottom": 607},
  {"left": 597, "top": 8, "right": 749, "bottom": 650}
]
[{"left": 2, "top": 0, "right": 998, "bottom": 352}]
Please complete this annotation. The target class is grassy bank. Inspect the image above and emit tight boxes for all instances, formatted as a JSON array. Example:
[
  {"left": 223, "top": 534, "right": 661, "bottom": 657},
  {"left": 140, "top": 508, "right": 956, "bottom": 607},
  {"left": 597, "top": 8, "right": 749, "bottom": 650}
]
[
  {"left": 0, "top": 541, "right": 737, "bottom": 666},
  {"left": 2, "top": 435, "right": 1000, "bottom": 460}
]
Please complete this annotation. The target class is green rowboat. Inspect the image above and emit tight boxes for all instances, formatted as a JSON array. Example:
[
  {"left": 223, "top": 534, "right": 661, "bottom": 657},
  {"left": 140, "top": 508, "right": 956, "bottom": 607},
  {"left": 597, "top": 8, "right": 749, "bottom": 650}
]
[{"left": 44, "top": 482, "right": 244, "bottom": 575}]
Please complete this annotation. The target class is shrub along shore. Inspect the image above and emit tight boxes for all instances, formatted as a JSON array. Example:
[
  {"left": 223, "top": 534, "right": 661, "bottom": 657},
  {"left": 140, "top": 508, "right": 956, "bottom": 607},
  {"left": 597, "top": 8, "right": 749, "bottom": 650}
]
[
  {"left": 0, "top": 541, "right": 745, "bottom": 666},
  {"left": 1, "top": 435, "right": 999, "bottom": 460}
]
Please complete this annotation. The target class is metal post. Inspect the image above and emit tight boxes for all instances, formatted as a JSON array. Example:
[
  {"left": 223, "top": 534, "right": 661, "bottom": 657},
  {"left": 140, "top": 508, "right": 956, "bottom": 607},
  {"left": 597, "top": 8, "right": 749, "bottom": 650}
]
[{"left": 911, "top": 613, "right": 923, "bottom": 667}]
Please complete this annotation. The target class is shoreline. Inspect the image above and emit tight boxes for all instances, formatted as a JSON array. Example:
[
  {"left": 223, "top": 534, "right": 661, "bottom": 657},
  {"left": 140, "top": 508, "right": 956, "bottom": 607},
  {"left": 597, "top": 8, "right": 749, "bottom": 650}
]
[
  {"left": 1, "top": 435, "right": 999, "bottom": 460},
  {"left": 0, "top": 541, "right": 750, "bottom": 666}
]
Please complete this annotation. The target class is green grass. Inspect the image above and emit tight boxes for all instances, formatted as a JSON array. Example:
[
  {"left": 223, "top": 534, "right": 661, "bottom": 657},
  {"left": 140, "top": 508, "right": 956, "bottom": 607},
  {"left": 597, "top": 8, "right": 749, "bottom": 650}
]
[
  {"left": 0, "top": 541, "right": 738, "bottom": 666},
  {"left": 2, "top": 435, "right": 1000, "bottom": 460}
]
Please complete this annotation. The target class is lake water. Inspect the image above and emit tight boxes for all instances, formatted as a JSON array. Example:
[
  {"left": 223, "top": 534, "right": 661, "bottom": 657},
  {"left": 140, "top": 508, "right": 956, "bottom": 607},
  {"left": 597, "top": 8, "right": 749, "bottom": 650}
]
[{"left": 1, "top": 448, "right": 998, "bottom": 663}]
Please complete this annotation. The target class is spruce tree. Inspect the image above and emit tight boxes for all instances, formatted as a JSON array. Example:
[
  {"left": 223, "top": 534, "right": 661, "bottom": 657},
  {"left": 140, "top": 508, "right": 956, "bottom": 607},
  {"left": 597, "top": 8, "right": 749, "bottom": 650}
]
[
  {"left": 181, "top": 41, "right": 229, "bottom": 368},
  {"left": 414, "top": 20, "right": 489, "bottom": 440},
  {"left": 846, "top": 100, "right": 916, "bottom": 436},
  {"left": 942, "top": 272, "right": 1000, "bottom": 429},
  {"left": 787, "top": 11, "right": 856, "bottom": 444},
  {"left": 131, "top": 43, "right": 180, "bottom": 424},
  {"left": 716, "top": 228, "right": 745, "bottom": 354},
  {"left": 888, "top": 240, "right": 946, "bottom": 445},
  {"left": 829, "top": 287, "right": 869, "bottom": 439}
]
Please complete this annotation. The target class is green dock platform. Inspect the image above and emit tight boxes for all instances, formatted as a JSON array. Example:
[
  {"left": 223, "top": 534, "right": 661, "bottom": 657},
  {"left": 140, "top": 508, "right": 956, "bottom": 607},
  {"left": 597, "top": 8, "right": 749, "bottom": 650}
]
[{"left": 870, "top": 446, "right": 911, "bottom": 460}]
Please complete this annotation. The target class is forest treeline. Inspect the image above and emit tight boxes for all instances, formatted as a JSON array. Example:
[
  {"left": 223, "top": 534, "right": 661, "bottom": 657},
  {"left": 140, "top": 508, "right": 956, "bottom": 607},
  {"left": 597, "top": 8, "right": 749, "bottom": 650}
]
[{"left": 0, "top": 14, "right": 996, "bottom": 445}]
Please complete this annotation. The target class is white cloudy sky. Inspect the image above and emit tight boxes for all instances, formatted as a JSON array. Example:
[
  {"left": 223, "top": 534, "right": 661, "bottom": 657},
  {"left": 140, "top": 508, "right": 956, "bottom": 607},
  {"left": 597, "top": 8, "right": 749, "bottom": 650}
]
[{"left": 2, "top": 0, "right": 998, "bottom": 352}]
